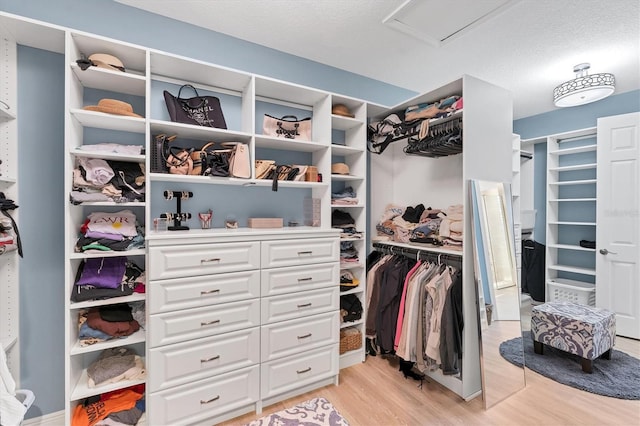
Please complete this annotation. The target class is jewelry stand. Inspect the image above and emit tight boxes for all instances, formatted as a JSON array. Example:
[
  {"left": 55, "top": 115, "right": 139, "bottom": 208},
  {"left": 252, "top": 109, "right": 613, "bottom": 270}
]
[{"left": 163, "top": 190, "right": 193, "bottom": 230}]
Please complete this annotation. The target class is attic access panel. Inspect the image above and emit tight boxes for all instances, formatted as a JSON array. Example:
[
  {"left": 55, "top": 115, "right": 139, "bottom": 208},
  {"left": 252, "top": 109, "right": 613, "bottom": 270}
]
[{"left": 383, "top": 0, "right": 519, "bottom": 47}]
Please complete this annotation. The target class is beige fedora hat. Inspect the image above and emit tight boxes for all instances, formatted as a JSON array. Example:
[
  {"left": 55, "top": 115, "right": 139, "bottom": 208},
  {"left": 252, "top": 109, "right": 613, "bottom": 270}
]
[
  {"left": 83, "top": 99, "right": 142, "bottom": 118},
  {"left": 88, "top": 53, "right": 125, "bottom": 72}
]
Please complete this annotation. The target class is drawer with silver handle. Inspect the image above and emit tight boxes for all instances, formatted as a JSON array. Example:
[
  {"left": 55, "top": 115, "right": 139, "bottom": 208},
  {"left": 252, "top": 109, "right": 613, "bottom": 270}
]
[
  {"left": 149, "top": 241, "right": 260, "bottom": 280},
  {"left": 261, "top": 344, "right": 338, "bottom": 399},
  {"left": 149, "top": 327, "right": 260, "bottom": 392},
  {"left": 149, "top": 298, "right": 260, "bottom": 347},
  {"left": 261, "top": 286, "right": 338, "bottom": 324},
  {"left": 148, "top": 365, "right": 259, "bottom": 426},
  {"left": 261, "top": 238, "right": 339, "bottom": 268},
  {"left": 261, "top": 311, "right": 339, "bottom": 362},
  {"left": 261, "top": 263, "right": 339, "bottom": 296},
  {"left": 149, "top": 270, "right": 260, "bottom": 314}
]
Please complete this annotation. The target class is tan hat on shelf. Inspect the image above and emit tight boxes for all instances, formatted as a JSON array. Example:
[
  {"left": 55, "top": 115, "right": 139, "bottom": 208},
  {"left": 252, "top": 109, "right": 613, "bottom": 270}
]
[
  {"left": 88, "top": 53, "right": 125, "bottom": 72},
  {"left": 332, "top": 104, "right": 355, "bottom": 118},
  {"left": 331, "top": 162, "right": 350, "bottom": 175},
  {"left": 83, "top": 99, "right": 142, "bottom": 118}
]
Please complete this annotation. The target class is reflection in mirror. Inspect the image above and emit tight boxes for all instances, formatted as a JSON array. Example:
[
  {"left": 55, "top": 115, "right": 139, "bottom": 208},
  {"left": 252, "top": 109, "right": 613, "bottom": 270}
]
[{"left": 469, "top": 179, "right": 526, "bottom": 409}]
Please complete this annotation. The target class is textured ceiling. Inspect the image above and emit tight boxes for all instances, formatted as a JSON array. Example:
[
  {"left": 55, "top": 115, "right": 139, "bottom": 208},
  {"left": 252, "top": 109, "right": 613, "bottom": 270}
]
[{"left": 116, "top": 0, "right": 640, "bottom": 119}]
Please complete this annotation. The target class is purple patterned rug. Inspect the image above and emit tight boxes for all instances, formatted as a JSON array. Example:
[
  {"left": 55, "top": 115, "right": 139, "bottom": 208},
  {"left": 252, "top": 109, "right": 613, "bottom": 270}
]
[{"left": 245, "top": 397, "right": 350, "bottom": 426}]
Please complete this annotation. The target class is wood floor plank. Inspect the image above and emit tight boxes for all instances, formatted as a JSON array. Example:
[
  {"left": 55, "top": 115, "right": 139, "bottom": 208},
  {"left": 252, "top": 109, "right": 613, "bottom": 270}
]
[{"left": 220, "top": 336, "right": 640, "bottom": 425}]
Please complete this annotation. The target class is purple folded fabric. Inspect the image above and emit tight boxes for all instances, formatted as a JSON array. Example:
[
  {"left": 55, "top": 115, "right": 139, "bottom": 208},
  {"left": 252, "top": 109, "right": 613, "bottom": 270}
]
[
  {"left": 75, "top": 256, "right": 127, "bottom": 289},
  {"left": 85, "top": 230, "right": 125, "bottom": 241}
]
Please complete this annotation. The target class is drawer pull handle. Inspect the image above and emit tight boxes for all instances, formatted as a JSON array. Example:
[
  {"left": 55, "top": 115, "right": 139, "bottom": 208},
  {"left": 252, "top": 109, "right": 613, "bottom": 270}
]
[
  {"left": 297, "top": 303, "right": 312, "bottom": 308},
  {"left": 201, "top": 355, "right": 220, "bottom": 363},
  {"left": 201, "top": 289, "right": 220, "bottom": 295},
  {"left": 297, "top": 367, "right": 312, "bottom": 374},
  {"left": 297, "top": 251, "right": 313, "bottom": 256},
  {"left": 200, "top": 395, "right": 220, "bottom": 404},
  {"left": 201, "top": 258, "right": 221, "bottom": 264},
  {"left": 297, "top": 277, "right": 313, "bottom": 282},
  {"left": 297, "top": 333, "right": 312, "bottom": 339},
  {"left": 201, "top": 319, "right": 220, "bottom": 326}
]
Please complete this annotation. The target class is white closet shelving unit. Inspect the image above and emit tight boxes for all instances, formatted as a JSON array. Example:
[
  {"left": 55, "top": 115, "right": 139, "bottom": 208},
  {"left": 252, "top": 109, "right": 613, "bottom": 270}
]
[
  {"left": 0, "top": 10, "right": 373, "bottom": 423},
  {"left": 545, "top": 127, "right": 597, "bottom": 306},
  {"left": 368, "top": 75, "right": 513, "bottom": 400},
  {"left": 0, "top": 28, "right": 20, "bottom": 378}
]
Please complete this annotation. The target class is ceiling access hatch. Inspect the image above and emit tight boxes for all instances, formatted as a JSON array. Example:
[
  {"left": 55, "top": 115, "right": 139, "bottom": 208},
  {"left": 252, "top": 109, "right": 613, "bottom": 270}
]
[{"left": 383, "top": 0, "right": 520, "bottom": 47}]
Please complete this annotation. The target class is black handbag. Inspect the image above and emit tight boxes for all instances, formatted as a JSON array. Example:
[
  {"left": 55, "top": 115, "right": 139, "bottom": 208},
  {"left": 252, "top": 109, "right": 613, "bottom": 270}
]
[
  {"left": 151, "top": 134, "right": 177, "bottom": 173},
  {"left": 204, "top": 150, "right": 231, "bottom": 177},
  {"left": 163, "top": 84, "right": 227, "bottom": 129}
]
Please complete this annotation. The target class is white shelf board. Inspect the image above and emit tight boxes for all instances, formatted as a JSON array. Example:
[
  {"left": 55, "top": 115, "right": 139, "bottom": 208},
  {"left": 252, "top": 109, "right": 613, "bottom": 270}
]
[
  {"left": 331, "top": 203, "right": 365, "bottom": 208},
  {"left": 255, "top": 135, "right": 328, "bottom": 152},
  {"left": 339, "top": 288, "right": 363, "bottom": 296},
  {"left": 149, "top": 173, "right": 255, "bottom": 186},
  {"left": 0, "top": 176, "right": 17, "bottom": 184},
  {"left": 331, "top": 174, "right": 364, "bottom": 182},
  {"left": 549, "top": 221, "right": 596, "bottom": 226},
  {"left": 70, "top": 329, "right": 146, "bottom": 356},
  {"left": 69, "top": 248, "right": 146, "bottom": 260},
  {"left": 149, "top": 119, "right": 251, "bottom": 143},
  {"left": 70, "top": 64, "right": 146, "bottom": 96},
  {"left": 372, "top": 240, "right": 463, "bottom": 257},
  {"left": 0, "top": 105, "right": 16, "bottom": 121},
  {"left": 340, "top": 319, "right": 363, "bottom": 329},
  {"left": 70, "top": 109, "right": 145, "bottom": 133},
  {"left": 255, "top": 75, "right": 328, "bottom": 106},
  {"left": 70, "top": 293, "right": 147, "bottom": 311},
  {"left": 340, "top": 262, "right": 364, "bottom": 269},
  {"left": 548, "top": 244, "right": 596, "bottom": 252},
  {"left": 70, "top": 148, "right": 145, "bottom": 163},
  {"left": 0, "top": 334, "right": 17, "bottom": 351},
  {"left": 331, "top": 115, "right": 363, "bottom": 131},
  {"left": 549, "top": 163, "right": 597, "bottom": 172},
  {"left": 70, "top": 201, "right": 145, "bottom": 207},
  {"left": 331, "top": 144, "right": 363, "bottom": 156},
  {"left": 548, "top": 264, "right": 596, "bottom": 276},
  {"left": 549, "top": 179, "right": 597, "bottom": 186},
  {"left": 548, "top": 198, "right": 596, "bottom": 202},
  {"left": 252, "top": 179, "right": 328, "bottom": 190},
  {"left": 549, "top": 144, "right": 597, "bottom": 156},
  {"left": 70, "top": 358, "right": 146, "bottom": 401}
]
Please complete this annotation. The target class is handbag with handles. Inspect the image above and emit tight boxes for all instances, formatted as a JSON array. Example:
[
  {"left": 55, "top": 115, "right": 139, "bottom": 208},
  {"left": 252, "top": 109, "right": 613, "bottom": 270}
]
[
  {"left": 221, "top": 142, "right": 251, "bottom": 179},
  {"left": 263, "top": 114, "right": 312, "bottom": 141},
  {"left": 165, "top": 146, "right": 194, "bottom": 175},
  {"left": 163, "top": 84, "right": 227, "bottom": 129},
  {"left": 151, "top": 134, "right": 177, "bottom": 173},
  {"left": 190, "top": 142, "right": 216, "bottom": 175}
]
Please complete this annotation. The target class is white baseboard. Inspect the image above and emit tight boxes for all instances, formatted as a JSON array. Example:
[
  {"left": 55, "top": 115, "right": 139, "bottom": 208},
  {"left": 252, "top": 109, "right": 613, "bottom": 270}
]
[{"left": 22, "top": 411, "right": 64, "bottom": 426}]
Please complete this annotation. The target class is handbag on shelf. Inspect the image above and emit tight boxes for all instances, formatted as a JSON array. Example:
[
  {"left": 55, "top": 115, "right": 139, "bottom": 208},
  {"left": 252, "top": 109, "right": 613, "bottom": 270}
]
[
  {"left": 163, "top": 84, "right": 227, "bottom": 129},
  {"left": 221, "top": 142, "right": 251, "bottom": 179},
  {"left": 204, "top": 149, "right": 232, "bottom": 177},
  {"left": 165, "top": 146, "right": 194, "bottom": 175},
  {"left": 262, "top": 114, "right": 312, "bottom": 141},
  {"left": 255, "top": 160, "right": 276, "bottom": 179},
  {"left": 151, "top": 134, "right": 177, "bottom": 173},
  {"left": 190, "top": 142, "right": 216, "bottom": 176}
]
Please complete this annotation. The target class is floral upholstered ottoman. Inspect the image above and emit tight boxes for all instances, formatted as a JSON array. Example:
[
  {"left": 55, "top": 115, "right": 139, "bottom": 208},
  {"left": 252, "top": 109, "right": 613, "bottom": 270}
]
[{"left": 531, "top": 301, "right": 616, "bottom": 373}]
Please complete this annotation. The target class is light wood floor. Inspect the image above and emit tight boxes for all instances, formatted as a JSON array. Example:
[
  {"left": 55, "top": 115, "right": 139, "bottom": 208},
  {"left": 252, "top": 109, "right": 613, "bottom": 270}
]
[{"left": 221, "top": 336, "right": 640, "bottom": 426}]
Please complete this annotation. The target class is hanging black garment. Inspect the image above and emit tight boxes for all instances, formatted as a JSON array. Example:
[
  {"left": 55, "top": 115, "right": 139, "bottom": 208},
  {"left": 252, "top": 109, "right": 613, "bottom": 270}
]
[
  {"left": 376, "top": 257, "right": 414, "bottom": 353},
  {"left": 522, "top": 239, "right": 546, "bottom": 302}
]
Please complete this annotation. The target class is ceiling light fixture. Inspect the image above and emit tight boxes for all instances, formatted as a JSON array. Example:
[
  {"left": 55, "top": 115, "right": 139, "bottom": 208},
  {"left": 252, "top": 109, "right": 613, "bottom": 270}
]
[{"left": 553, "top": 63, "right": 615, "bottom": 108}]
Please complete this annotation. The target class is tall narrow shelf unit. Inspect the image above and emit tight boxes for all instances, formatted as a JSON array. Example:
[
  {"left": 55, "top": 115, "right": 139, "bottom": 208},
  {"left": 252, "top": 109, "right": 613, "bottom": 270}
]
[
  {"left": 545, "top": 127, "right": 597, "bottom": 306},
  {"left": 0, "top": 28, "right": 20, "bottom": 378},
  {"left": 368, "top": 75, "right": 513, "bottom": 400}
]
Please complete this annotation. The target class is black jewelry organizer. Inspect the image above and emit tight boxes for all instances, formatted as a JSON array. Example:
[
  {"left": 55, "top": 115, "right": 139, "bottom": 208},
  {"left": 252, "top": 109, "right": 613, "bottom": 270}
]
[{"left": 162, "top": 190, "right": 193, "bottom": 230}]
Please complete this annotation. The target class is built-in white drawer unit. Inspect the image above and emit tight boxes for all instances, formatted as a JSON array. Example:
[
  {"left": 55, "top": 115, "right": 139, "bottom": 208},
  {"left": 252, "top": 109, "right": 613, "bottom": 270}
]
[
  {"left": 261, "top": 344, "right": 339, "bottom": 399},
  {"left": 261, "top": 238, "right": 339, "bottom": 268},
  {"left": 148, "top": 365, "right": 259, "bottom": 426},
  {"left": 261, "top": 263, "right": 339, "bottom": 296},
  {"left": 149, "top": 298, "right": 260, "bottom": 347},
  {"left": 149, "top": 269, "right": 260, "bottom": 314},
  {"left": 149, "top": 327, "right": 260, "bottom": 392},
  {"left": 261, "top": 286, "right": 339, "bottom": 324},
  {"left": 261, "top": 311, "right": 339, "bottom": 362},
  {"left": 149, "top": 241, "right": 260, "bottom": 280}
]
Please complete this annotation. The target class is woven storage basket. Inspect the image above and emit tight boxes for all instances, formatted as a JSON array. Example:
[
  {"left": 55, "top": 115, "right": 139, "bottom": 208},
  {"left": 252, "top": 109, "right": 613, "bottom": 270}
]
[{"left": 339, "top": 326, "right": 362, "bottom": 354}]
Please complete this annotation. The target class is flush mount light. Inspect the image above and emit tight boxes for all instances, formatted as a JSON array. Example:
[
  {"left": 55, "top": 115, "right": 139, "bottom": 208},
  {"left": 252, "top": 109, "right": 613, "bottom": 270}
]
[{"left": 553, "top": 63, "right": 615, "bottom": 108}]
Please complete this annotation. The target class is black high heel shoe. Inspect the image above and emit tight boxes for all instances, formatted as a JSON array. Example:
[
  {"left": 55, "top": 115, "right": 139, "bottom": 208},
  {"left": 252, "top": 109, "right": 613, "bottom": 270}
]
[{"left": 399, "top": 360, "right": 425, "bottom": 381}]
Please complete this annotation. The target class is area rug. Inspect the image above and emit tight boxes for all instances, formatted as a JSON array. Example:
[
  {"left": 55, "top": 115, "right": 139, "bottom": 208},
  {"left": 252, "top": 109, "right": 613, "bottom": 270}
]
[
  {"left": 500, "top": 331, "right": 640, "bottom": 400},
  {"left": 245, "top": 397, "right": 350, "bottom": 426}
]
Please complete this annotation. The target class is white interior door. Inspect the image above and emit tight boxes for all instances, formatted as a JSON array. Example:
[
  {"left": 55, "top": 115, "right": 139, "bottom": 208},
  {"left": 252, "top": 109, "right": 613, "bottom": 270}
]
[{"left": 596, "top": 112, "right": 640, "bottom": 339}]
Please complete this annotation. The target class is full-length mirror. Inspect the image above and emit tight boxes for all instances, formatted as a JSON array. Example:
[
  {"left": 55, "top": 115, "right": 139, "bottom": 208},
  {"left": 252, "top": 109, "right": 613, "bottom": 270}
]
[{"left": 469, "top": 180, "right": 525, "bottom": 408}]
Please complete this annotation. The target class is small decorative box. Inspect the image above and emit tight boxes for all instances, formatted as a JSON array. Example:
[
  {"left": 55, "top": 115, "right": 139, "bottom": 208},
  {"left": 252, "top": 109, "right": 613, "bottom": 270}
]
[{"left": 248, "top": 218, "right": 284, "bottom": 228}]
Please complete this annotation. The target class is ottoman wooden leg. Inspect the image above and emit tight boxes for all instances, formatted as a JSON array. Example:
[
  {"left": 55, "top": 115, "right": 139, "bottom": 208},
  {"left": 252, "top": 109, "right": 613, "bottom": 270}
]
[
  {"left": 581, "top": 358, "right": 593, "bottom": 373},
  {"left": 600, "top": 348, "right": 612, "bottom": 360},
  {"left": 533, "top": 340, "right": 544, "bottom": 355}
]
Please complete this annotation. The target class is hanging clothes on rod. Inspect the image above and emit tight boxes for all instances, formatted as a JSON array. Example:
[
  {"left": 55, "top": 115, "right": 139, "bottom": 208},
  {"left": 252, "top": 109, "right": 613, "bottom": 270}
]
[{"left": 367, "top": 242, "right": 464, "bottom": 379}]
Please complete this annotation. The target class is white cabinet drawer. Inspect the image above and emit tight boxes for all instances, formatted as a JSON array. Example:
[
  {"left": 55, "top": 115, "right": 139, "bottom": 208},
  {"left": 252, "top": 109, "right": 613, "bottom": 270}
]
[
  {"left": 149, "top": 327, "right": 260, "bottom": 392},
  {"left": 149, "top": 298, "right": 260, "bottom": 347},
  {"left": 261, "top": 287, "right": 339, "bottom": 324},
  {"left": 149, "top": 241, "right": 260, "bottom": 280},
  {"left": 261, "top": 263, "right": 339, "bottom": 296},
  {"left": 149, "top": 365, "right": 259, "bottom": 426},
  {"left": 261, "top": 311, "right": 339, "bottom": 362},
  {"left": 261, "top": 345, "right": 338, "bottom": 399},
  {"left": 261, "top": 238, "right": 339, "bottom": 268},
  {"left": 149, "top": 270, "right": 260, "bottom": 314}
]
